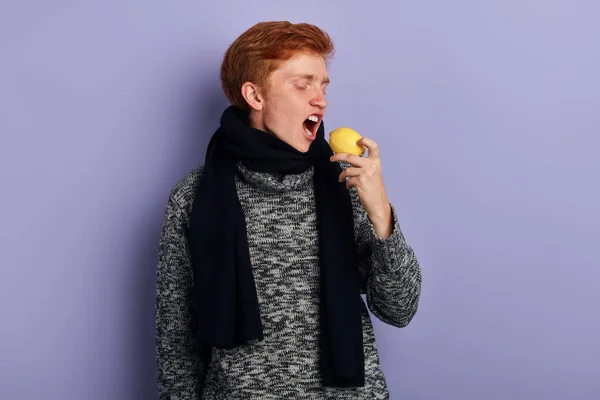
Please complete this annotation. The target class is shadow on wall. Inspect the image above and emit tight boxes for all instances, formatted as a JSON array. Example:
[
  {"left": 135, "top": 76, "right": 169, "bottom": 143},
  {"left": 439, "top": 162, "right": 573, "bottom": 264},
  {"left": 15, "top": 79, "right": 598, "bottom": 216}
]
[{"left": 127, "top": 74, "right": 229, "bottom": 400}]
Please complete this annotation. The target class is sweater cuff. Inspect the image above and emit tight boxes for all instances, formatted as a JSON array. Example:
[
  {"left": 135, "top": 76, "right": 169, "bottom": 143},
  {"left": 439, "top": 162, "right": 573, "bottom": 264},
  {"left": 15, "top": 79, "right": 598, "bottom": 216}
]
[{"left": 365, "top": 204, "right": 407, "bottom": 272}]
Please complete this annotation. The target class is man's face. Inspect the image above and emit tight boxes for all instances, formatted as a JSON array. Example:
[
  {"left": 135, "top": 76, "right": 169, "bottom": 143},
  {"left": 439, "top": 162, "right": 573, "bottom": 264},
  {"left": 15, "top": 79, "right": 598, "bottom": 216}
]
[{"left": 253, "top": 53, "right": 329, "bottom": 153}]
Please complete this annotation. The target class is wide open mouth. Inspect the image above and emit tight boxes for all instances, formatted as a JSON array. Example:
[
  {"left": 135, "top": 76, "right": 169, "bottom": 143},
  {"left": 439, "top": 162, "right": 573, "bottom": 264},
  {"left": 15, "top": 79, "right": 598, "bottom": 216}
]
[{"left": 302, "top": 114, "right": 322, "bottom": 137}]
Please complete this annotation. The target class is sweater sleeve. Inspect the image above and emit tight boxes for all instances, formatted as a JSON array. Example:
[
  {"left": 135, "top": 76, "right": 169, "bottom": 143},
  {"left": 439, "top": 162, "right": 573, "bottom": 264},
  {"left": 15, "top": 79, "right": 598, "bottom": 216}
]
[
  {"left": 155, "top": 188, "right": 208, "bottom": 400},
  {"left": 349, "top": 184, "right": 422, "bottom": 328}
]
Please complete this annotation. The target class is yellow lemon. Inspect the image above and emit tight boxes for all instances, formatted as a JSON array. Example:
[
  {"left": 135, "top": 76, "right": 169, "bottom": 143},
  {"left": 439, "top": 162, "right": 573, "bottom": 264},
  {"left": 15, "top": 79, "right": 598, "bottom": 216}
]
[{"left": 329, "top": 127, "right": 366, "bottom": 156}]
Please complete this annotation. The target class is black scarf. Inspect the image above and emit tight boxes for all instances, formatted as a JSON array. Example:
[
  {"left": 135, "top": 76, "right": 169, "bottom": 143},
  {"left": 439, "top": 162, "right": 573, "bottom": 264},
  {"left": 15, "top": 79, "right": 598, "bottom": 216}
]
[{"left": 188, "top": 105, "right": 364, "bottom": 387}]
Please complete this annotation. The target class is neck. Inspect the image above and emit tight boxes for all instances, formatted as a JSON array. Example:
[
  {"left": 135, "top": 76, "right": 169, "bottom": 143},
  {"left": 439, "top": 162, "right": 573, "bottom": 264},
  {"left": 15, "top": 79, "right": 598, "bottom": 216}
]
[{"left": 215, "top": 105, "right": 320, "bottom": 175}]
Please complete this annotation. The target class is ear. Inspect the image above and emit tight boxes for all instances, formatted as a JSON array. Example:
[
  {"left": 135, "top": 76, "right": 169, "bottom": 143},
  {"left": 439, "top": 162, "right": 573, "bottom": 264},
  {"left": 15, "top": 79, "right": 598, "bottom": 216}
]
[{"left": 241, "top": 82, "right": 264, "bottom": 111}]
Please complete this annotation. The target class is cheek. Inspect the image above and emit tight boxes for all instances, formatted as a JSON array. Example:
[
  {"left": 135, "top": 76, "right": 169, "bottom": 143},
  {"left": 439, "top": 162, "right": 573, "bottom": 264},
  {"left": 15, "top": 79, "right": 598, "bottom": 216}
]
[
  {"left": 263, "top": 90, "right": 307, "bottom": 133},
  {"left": 263, "top": 100, "right": 287, "bottom": 133},
  {"left": 266, "top": 96, "right": 296, "bottom": 122}
]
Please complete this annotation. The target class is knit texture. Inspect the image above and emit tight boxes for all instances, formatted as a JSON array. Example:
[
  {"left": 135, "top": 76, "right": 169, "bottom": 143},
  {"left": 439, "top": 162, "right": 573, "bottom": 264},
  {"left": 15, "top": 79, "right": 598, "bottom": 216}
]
[{"left": 155, "top": 161, "right": 422, "bottom": 399}]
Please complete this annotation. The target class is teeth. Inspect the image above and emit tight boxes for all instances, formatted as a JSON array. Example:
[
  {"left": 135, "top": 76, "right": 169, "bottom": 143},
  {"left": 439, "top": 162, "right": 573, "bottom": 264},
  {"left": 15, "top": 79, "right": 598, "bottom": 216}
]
[
  {"left": 305, "top": 127, "right": 313, "bottom": 136},
  {"left": 308, "top": 115, "right": 318, "bottom": 122}
]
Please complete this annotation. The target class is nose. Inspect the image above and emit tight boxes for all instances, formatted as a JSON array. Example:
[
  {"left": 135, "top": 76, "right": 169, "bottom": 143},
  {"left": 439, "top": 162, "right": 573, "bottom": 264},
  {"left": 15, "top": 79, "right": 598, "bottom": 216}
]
[{"left": 310, "top": 90, "right": 327, "bottom": 110}]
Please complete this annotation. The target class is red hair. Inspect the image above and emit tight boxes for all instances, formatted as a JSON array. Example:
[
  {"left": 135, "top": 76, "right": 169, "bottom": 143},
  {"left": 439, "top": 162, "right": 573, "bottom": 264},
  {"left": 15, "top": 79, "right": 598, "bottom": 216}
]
[{"left": 220, "top": 21, "right": 335, "bottom": 110}]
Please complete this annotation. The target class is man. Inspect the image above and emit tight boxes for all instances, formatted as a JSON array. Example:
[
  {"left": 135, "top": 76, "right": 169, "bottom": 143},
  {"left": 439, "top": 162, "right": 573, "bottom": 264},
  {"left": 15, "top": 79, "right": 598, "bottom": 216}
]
[{"left": 155, "top": 21, "right": 421, "bottom": 399}]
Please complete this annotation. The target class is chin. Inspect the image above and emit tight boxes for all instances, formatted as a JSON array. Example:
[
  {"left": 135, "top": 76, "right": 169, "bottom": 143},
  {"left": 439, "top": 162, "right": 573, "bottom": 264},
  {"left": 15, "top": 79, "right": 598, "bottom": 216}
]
[{"left": 294, "top": 142, "right": 311, "bottom": 153}]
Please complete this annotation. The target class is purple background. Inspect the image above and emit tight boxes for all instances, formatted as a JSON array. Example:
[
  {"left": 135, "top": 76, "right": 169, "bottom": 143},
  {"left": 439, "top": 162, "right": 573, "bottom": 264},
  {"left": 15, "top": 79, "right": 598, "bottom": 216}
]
[{"left": 1, "top": 1, "right": 599, "bottom": 399}]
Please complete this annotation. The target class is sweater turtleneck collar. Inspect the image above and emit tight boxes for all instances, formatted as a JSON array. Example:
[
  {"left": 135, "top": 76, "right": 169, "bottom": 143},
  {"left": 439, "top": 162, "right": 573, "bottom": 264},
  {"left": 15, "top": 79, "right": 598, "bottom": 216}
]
[{"left": 235, "top": 160, "right": 314, "bottom": 193}]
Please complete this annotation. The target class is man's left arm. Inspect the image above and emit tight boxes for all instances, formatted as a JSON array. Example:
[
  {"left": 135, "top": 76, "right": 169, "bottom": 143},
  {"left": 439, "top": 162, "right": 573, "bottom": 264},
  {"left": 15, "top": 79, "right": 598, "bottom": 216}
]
[
  {"left": 351, "top": 190, "right": 422, "bottom": 327},
  {"left": 331, "top": 137, "right": 422, "bottom": 328}
]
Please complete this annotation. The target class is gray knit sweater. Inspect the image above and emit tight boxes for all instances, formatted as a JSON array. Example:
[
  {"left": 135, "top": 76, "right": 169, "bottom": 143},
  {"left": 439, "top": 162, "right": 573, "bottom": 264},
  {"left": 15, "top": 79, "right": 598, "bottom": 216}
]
[{"left": 155, "top": 161, "right": 421, "bottom": 400}]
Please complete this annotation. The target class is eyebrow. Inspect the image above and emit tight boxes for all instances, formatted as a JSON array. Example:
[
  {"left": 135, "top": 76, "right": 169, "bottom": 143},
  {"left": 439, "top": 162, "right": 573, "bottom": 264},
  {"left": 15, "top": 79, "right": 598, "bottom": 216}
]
[{"left": 292, "top": 74, "right": 330, "bottom": 85}]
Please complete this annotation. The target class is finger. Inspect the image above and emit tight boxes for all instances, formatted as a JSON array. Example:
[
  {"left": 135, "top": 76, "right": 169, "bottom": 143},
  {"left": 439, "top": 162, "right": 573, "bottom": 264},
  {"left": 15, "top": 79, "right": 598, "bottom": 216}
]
[
  {"left": 357, "top": 137, "right": 380, "bottom": 159},
  {"left": 330, "top": 152, "right": 369, "bottom": 167},
  {"left": 338, "top": 167, "right": 362, "bottom": 182}
]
